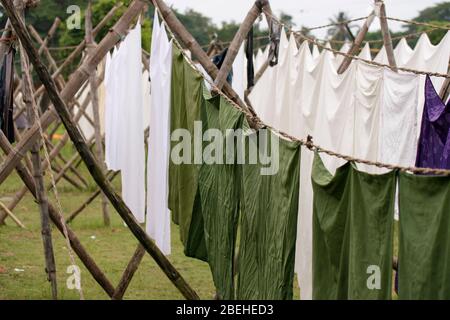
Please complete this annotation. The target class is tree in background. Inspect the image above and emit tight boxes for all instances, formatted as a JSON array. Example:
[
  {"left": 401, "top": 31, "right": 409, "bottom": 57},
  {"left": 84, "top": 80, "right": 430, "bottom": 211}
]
[
  {"left": 1, "top": 1, "right": 447, "bottom": 69},
  {"left": 327, "top": 11, "right": 359, "bottom": 45}
]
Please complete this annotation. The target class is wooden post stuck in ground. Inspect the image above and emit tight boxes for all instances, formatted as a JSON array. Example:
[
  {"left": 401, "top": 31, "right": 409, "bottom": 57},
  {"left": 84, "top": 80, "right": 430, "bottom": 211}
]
[{"left": 85, "top": 0, "right": 110, "bottom": 226}]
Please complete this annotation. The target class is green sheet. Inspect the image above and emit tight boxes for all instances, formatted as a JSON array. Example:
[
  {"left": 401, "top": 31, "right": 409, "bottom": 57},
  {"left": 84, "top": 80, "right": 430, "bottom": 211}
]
[
  {"left": 168, "top": 45, "right": 206, "bottom": 260},
  {"left": 236, "top": 128, "right": 301, "bottom": 300},
  {"left": 398, "top": 172, "right": 450, "bottom": 299},
  {"left": 197, "top": 92, "right": 244, "bottom": 300},
  {"left": 312, "top": 154, "right": 396, "bottom": 300}
]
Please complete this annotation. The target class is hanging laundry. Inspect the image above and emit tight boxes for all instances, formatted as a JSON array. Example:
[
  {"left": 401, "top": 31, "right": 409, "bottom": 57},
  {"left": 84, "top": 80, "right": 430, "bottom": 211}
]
[
  {"left": 146, "top": 11, "right": 173, "bottom": 255},
  {"left": 312, "top": 153, "right": 396, "bottom": 300},
  {"left": 378, "top": 69, "right": 420, "bottom": 168},
  {"left": 245, "top": 27, "right": 255, "bottom": 89},
  {"left": 142, "top": 70, "right": 151, "bottom": 130},
  {"left": 0, "top": 47, "right": 15, "bottom": 143},
  {"left": 103, "top": 23, "right": 146, "bottom": 223},
  {"left": 169, "top": 45, "right": 207, "bottom": 261},
  {"left": 295, "top": 42, "right": 355, "bottom": 300},
  {"left": 119, "top": 23, "right": 146, "bottom": 223},
  {"left": 236, "top": 129, "right": 300, "bottom": 300},
  {"left": 232, "top": 44, "right": 247, "bottom": 100},
  {"left": 198, "top": 91, "right": 244, "bottom": 300},
  {"left": 97, "top": 57, "right": 107, "bottom": 135},
  {"left": 398, "top": 172, "right": 450, "bottom": 299},
  {"left": 213, "top": 48, "right": 233, "bottom": 85},
  {"left": 74, "top": 84, "right": 95, "bottom": 141},
  {"left": 254, "top": 47, "right": 266, "bottom": 71},
  {"left": 104, "top": 47, "right": 123, "bottom": 171},
  {"left": 416, "top": 76, "right": 450, "bottom": 170}
]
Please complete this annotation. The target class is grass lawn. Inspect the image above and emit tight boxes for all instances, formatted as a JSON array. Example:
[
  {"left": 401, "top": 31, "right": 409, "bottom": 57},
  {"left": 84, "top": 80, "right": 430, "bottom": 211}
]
[{"left": 0, "top": 143, "right": 301, "bottom": 300}]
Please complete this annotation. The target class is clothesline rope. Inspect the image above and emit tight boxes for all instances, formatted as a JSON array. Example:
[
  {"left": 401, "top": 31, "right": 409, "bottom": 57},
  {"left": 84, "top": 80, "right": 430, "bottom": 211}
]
[
  {"left": 262, "top": 9, "right": 450, "bottom": 79},
  {"left": 303, "top": 16, "right": 369, "bottom": 31},
  {"left": 309, "top": 27, "right": 443, "bottom": 45},
  {"left": 154, "top": 4, "right": 450, "bottom": 177},
  {"left": 386, "top": 16, "right": 450, "bottom": 31}
]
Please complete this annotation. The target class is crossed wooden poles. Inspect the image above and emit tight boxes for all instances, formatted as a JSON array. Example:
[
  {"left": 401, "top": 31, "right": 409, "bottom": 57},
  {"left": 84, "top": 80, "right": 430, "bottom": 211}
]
[{"left": 1, "top": 0, "right": 445, "bottom": 300}]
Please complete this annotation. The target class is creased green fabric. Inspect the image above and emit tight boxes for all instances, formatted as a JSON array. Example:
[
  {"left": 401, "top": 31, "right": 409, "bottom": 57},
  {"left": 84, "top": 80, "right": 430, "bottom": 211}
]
[
  {"left": 198, "top": 92, "right": 244, "bottom": 300},
  {"left": 236, "top": 129, "right": 301, "bottom": 300},
  {"left": 169, "top": 45, "right": 207, "bottom": 261},
  {"left": 312, "top": 154, "right": 395, "bottom": 300},
  {"left": 398, "top": 172, "right": 450, "bottom": 300}
]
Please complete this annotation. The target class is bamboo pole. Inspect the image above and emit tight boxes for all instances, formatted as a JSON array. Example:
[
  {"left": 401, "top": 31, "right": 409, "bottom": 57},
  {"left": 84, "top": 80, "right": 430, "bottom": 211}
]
[
  {"left": 37, "top": 17, "right": 61, "bottom": 56},
  {"left": 440, "top": 59, "right": 450, "bottom": 102},
  {"left": 0, "top": 200, "right": 26, "bottom": 228},
  {"left": 377, "top": 0, "right": 397, "bottom": 71},
  {"left": 337, "top": 10, "right": 376, "bottom": 74},
  {"left": 112, "top": 245, "right": 146, "bottom": 300},
  {"left": 85, "top": 1, "right": 110, "bottom": 226},
  {"left": 0, "top": 133, "right": 116, "bottom": 297},
  {"left": 0, "top": 0, "right": 139, "bottom": 187},
  {"left": 0, "top": 20, "right": 12, "bottom": 63},
  {"left": 2, "top": 0, "right": 200, "bottom": 300},
  {"left": 213, "top": 0, "right": 266, "bottom": 90},
  {"left": 16, "top": 0, "right": 58, "bottom": 299}
]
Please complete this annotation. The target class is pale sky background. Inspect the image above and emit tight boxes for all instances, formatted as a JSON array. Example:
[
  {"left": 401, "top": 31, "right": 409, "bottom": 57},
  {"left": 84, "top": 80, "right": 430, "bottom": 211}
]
[{"left": 165, "top": 0, "right": 448, "bottom": 38}]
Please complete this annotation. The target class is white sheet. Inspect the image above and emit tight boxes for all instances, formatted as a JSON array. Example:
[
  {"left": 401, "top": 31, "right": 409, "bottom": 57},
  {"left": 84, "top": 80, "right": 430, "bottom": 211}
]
[
  {"left": 104, "top": 24, "right": 146, "bottom": 223},
  {"left": 146, "top": 12, "right": 173, "bottom": 255}
]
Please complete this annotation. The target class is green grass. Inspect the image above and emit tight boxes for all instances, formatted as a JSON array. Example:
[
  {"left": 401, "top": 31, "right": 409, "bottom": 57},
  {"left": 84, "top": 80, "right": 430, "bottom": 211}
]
[
  {"left": 0, "top": 152, "right": 217, "bottom": 300},
  {"left": 0, "top": 151, "right": 300, "bottom": 300}
]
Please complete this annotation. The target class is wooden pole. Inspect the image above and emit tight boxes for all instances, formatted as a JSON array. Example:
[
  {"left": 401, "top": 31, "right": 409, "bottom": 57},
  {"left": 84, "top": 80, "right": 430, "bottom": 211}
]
[
  {"left": 112, "top": 245, "right": 146, "bottom": 300},
  {"left": 440, "top": 60, "right": 450, "bottom": 102},
  {"left": 2, "top": 0, "right": 200, "bottom": 300},
  {"left": 37, "top": 17, "right": 61, "bottom": 56},
  {"left": 0, "top": 200, "right": 26, "bottom": 228},
  {"left": 85, "top": 0, "right": 110, "bottom": 226},
  {"left": 16, "top": 0, "right": 58, "bottom": 299},
  {"left": 0, "top": 20, "right": 12, "bottom": 62},
  {"left": 377, "top": 0, "right": 397, "bottom": 71},
  {"left": 337, "top": 10, "right": 376, "bottom": 74}
]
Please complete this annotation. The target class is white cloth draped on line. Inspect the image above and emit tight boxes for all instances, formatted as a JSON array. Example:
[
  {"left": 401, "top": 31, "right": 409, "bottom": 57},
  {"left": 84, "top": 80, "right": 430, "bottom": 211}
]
[
  {"left": 104, "top": 23, "right": 146, "bottom": 223},
  {"left": 146, "top": 11, "right": 173, "bottom": 255}
]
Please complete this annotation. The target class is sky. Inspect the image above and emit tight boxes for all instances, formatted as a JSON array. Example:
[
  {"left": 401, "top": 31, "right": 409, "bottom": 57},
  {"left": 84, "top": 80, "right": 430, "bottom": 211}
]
[{"left": 164, "top": 0, "right": 447, "bottom": 38}]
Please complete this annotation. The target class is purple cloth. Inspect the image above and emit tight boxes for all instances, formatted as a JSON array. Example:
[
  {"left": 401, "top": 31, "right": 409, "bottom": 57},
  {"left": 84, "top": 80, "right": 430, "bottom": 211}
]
[{"left": 415, "top": 76, "right": 450, "bottom": 170}]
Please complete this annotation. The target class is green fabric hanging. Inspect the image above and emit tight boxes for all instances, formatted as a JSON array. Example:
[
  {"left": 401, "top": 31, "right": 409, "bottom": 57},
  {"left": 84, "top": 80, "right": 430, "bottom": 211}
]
[
  {"left": 236, "top": 128, "right": 301, "bottom": 300},
  {"left": 312, "top": 154, "right": 396, "bottom": 300},
  {"left": 197, "top": 92, "right": 244, "bottom": 300},
  {"left": 398, "top": 172, "right": 450, "bottom": 299},
  {"left": 168, "top": 45, "right": 207, "bottom": 261}
]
